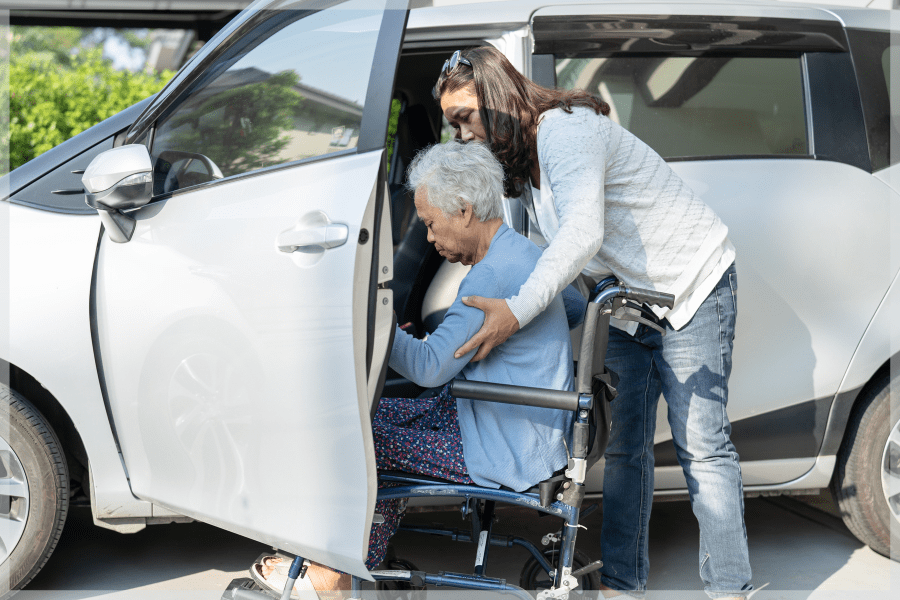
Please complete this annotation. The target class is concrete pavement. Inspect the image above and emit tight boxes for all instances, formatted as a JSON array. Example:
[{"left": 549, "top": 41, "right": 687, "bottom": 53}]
[{"left": 19, "top": 494, "right": 898, "bottom": 600}]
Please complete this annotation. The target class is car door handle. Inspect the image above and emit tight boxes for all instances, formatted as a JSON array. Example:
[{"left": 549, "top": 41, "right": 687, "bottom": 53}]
[{"left": 277, "top": 223, "right": 349, "bottom": 253}]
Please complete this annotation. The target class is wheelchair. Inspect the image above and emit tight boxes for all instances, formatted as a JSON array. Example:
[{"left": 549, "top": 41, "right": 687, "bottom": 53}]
[{"left": 224, "top": 278, "right": 673, "bottom": 600}]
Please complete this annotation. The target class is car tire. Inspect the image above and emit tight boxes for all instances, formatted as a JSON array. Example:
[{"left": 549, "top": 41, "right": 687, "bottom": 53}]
[
  {"left": 0, "top": 383, "right": 69, "bottom": 596},
  {"left": 831, "top": 371, "right": 898, "bottom": 560}
]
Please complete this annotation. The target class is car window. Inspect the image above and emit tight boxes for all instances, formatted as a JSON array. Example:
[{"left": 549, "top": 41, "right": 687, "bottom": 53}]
[
  {"left": 847, "top": 29, "right": 898, "bottom": 172},
  {"left": 150, "top": 0, "right": 383, "bottom": 196},
  {"left": 555, "top": 56, "right": 809, "bottom": 159}
]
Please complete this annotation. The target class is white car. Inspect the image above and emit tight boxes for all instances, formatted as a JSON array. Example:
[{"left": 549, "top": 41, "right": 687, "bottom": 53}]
[{"left": 1, "top": 0, "right": 897, "bottom": 591}]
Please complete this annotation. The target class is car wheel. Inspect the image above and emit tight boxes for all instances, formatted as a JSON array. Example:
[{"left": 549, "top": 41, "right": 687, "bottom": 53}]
[
  {"left": 831, "top": 372, "right": 899, "bottom": 559},
  {"left": 0, "top": 383, "right": 69, "bottom": 595}
]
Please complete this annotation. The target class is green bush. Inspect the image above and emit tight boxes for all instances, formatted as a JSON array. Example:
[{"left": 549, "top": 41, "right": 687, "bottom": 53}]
[
  {"left": 7, "top": 47, "right": 175, "bottom": 172},
  {"left": 385, "top": 98, "right": 401, "bottom": 174}
]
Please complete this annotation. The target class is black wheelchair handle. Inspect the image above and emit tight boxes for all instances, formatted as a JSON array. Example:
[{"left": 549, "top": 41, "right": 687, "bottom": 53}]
[
  {"left": 449, "top": 380, "right": 580, "bottom": 412},
  {"left": 623, "top": 287, "right": 675, "bottom": 310}
]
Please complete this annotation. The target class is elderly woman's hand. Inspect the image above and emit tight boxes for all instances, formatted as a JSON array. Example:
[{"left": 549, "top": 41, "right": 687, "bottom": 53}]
[{"left": 454, "top": 296, "right": 520, "bottom": 361}]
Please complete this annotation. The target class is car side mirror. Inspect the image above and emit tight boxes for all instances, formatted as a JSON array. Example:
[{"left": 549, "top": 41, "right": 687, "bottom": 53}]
[
  {"left": 155, "top": 150, "right": 224, "bottom": 196},
  {"left": 82, "top": 144, "right": 153, "bottom": 243}
]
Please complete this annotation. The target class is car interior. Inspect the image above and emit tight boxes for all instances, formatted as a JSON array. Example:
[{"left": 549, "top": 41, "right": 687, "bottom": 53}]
[{"left": 382, "top": 47, "right": 476, "bottom": 399}]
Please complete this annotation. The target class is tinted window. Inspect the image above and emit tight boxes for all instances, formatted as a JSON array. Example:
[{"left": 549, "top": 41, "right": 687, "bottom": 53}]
[
  {"left": 847, "top": 29, "right": 898, "bottom": 171},
  {"left": 151, "top": 0, "right": 383, "bottom": 196},
  {"left": 555, "top": 56, "right": 808, "bottom": 159}
]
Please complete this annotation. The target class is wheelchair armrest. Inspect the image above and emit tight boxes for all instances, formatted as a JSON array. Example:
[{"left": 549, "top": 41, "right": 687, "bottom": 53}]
[{"left": 448, "top": 380, "right": 579, "bottom": 412}]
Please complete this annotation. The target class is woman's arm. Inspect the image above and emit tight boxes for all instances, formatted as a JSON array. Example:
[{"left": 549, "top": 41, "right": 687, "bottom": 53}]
[
  {"left": 391, "top": 266, "right": 498, "bottom": 388},
  {"left": 455, "top": 109, "right": 608, "bottom": 360},
  {"left": 508, "top": 109, "right": 607, "bottom": 326}
]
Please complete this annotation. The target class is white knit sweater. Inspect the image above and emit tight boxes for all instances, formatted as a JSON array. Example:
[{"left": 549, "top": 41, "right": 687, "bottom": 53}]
[{"left": 506, "top": 107, "right": 735, "bottom": 331}]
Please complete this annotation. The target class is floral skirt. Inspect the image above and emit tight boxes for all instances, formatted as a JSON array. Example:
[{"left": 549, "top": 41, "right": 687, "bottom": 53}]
[{"left": 366, "top": 384, "right": 472, "bottom": 570}]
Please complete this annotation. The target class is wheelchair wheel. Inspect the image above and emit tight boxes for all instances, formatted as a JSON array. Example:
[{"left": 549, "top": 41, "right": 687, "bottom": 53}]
[
  {"left": 519, "top": 549, "right": 601, "bottom": 596},
  {"left": 376, "top": 558, "right": 426, "bottom": 600}
]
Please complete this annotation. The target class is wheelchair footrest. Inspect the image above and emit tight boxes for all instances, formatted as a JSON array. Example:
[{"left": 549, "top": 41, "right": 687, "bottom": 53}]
[
  {"left": 221, "top": 577, "right": 276, "bottom": 600},
  {"left": 571, "top": 559, "right": 603, "bottom": 578},
  {"left": 373, "top": 568, "right": 532, "bottom": 598},
  {"left": 371, "top": 568, "right": 427, "bottom": 588}
]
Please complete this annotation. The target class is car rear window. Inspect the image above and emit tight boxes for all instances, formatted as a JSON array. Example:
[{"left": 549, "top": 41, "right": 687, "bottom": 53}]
[{"left": 555, "top": 55, "right": 809, "bottom": 159}]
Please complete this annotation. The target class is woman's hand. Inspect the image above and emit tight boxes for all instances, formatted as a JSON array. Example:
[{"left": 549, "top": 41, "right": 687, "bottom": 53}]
[{"left": 454, "top": 296, "right": 520, "bottom": 362}]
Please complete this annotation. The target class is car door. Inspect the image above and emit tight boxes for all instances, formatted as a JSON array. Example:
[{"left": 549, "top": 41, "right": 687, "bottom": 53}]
[
  {"left": 91, "top": 0, "right": 407, "bottom": 577},
  {"left": 530, "top": 3, "right": 898, "bottom": 492}
]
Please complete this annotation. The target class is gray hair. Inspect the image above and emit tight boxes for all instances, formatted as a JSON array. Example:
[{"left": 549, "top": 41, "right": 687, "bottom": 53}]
[{"left": 406, "top": 140, "right": 505, "bottom": 222}]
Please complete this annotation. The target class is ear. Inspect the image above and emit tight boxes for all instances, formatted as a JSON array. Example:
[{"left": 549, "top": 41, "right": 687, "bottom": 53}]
[{"left": 460, "top": 203, "right": 476, "bottom": 227}]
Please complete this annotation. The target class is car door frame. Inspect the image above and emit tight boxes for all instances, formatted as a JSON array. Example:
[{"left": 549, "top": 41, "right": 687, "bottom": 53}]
[{"left": 87, "top": 0, "right": 410, "bottom": 559}]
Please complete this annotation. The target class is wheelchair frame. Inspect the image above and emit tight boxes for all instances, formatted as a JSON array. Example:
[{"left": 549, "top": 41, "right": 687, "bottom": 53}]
[{"left": 226, "top": 279, "right": 673, "bottom": 600}]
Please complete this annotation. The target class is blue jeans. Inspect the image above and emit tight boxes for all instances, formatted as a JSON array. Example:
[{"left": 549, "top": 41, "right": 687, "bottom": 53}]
[{"left": 599, "top": 263, "right": 752, "bottom": 598}]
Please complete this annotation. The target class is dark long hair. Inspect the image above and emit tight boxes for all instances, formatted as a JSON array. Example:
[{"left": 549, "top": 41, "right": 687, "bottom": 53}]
[{"left": 434, "top": 46, "right": 610, "bottom": 198}]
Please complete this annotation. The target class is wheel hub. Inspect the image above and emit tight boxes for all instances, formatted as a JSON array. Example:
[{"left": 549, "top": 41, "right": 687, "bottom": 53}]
[
  {"left": 0, "top": 435, "right": 31, "bottom": 563},
  {"left": 881, "top": 417, "right": 900, "bottom": 526}
]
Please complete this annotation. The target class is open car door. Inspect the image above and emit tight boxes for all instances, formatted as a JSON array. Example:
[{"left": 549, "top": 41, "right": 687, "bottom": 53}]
[{"left": 90, "top": 0, "right": 407, "bottom": 577}]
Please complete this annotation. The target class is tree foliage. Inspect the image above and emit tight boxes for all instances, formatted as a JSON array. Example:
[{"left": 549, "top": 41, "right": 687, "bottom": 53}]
[
  {"left": 6, "top": 33, "right": 175, "bottom": 172},
  {"left": 9, "top": 26, "right": 85, "bottom": 64},
  {"left": 386, "top": 98, "right": 401, "bottom": 174},
  {"left": 121, "top": 30, "right": 154, "bottom": 51},
  {"left": 161, "top": 70, "right": 305, "bottom": 177}
]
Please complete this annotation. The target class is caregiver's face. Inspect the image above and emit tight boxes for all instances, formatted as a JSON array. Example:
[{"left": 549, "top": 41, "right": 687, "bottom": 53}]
[
  {"left": 414, "top": 187, "right": 474, "bottom": 265},
  {"left": 440, "top": 83, "right": 486, "bottom": 143}
]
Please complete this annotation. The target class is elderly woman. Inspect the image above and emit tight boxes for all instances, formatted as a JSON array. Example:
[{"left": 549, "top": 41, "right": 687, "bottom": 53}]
[{"left": 251, "top": 140, "right": 577, "bottom": 598}]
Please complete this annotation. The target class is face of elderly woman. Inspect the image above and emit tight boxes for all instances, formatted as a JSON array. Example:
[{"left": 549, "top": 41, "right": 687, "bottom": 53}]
[{"left": 414, "top": 187, "right": 479, "bottom": 265}]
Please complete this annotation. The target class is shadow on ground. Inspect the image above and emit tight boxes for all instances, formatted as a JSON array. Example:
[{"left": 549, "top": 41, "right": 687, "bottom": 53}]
[
  {"left": 27, "top": 506, "right": 270, "bottom": 592},
  {"left": 21, "top": 494, "right": 896, "bottom": 599}
]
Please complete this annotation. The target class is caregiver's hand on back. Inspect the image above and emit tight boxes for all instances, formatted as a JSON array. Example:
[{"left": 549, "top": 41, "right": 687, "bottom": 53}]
[{"left": 454, "top": 296, "right": 519, "bottom": 361}]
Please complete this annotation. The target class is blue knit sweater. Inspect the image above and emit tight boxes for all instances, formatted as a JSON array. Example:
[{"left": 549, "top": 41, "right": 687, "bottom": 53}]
[{"left": 389, "top": 224, "right": 574, "bottom": 491}]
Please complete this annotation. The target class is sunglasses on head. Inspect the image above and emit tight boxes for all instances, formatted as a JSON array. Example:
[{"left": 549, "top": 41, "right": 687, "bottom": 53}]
[{"left": 440, "top": 50, "right": 472, "bottom": 76}]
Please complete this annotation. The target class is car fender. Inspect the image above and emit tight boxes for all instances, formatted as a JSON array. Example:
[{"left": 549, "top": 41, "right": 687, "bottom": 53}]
[
  {"left": 838, "top": 269, "right": 900, "bottom": 395},
  {"left": 6, "top": 203, "right": 154, "bottom": 519},
  {"left": 819, "top": 260, "right": 899, "bottom": 458}
]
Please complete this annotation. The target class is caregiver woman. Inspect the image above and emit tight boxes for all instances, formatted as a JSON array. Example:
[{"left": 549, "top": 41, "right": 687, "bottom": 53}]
[{"left": 435, "top": 47, "right": 751, "bottom": 600}]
